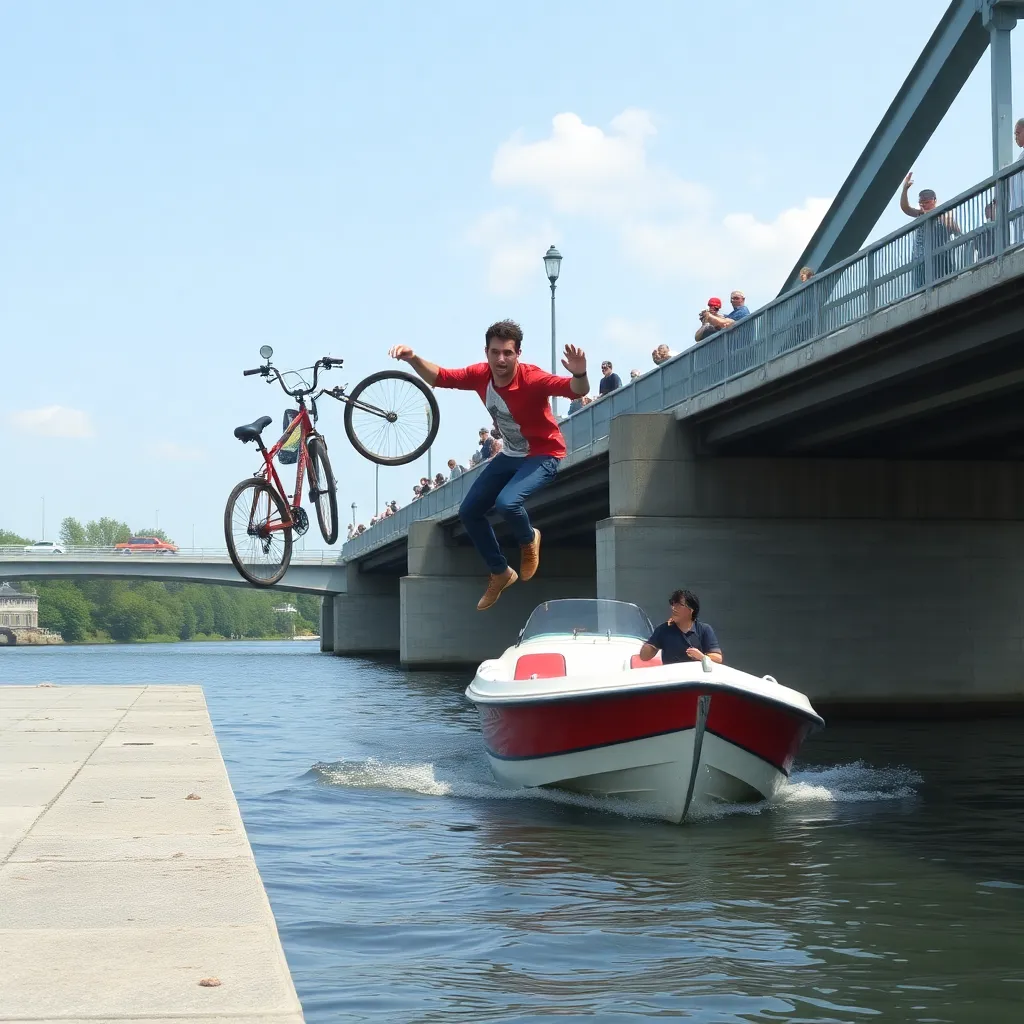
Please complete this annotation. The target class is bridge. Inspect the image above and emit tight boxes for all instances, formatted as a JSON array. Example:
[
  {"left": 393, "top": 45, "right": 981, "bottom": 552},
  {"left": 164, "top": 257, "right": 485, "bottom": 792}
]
[
  {"left": 0, "top": 548, "right": 346, "bottom": 598},
  {"left": 333, "top": 120, "right": 1024, "bottom": 711}
]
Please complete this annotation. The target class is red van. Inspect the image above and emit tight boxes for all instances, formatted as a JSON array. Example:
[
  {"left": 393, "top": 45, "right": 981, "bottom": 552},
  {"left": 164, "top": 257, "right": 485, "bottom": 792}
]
[{"left": 114, "top": 536, "right": 179, "bottom": 555}]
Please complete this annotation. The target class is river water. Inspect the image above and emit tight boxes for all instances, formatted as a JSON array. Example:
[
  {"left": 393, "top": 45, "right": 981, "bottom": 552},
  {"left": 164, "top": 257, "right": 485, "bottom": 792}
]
[{"left": 2, "top": 641, "right": 1022, "bottom": 1022}]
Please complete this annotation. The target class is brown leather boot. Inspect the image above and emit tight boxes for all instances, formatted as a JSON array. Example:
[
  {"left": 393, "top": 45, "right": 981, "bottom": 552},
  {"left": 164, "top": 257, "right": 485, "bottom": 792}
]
[
  {"left": 519, "top": 528, "right": 541, "bottom": 581},
  {"left": 477, "top": 567, "right": 518, "bottom": 611}
]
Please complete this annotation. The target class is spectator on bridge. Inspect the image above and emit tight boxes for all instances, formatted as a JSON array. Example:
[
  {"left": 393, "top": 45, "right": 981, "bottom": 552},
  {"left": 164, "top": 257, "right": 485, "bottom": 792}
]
[
  {"left": 346, "top": 523, "right": 356, "bottom": 540},
  {"left": 1009, "top": 119, "right": 1024, "bottom": 228},
  {"left": 419, "top": 476, "right": 432, "bottom": 495},
  {"left": 434, "top": 472, "right": 446, "bottom": 488},
  {"left": 718, "top": 291, "right": 751, "bottom": 326},
  {"left": 567, "top": 393, "right": 592, "bottom": 415},
  {"left": 598, "top": 361, "right": 622, "bottom": 396},
  {"left": 638, "top": 588, "right": 723, "bottom": 666},
  {"left": 695, "top": 297, "right": 723, "bottom": 342},
  {"left": 630, "top": 369, "right": 641, "bottom": 380},
  {"left": 478, "top": 427, "right": 496, "bottom": 461},
  {"left": 356, "top": 524, "right": 366, "bottom": 535},
  {"left": 412, "top": 484, "right": 422, "bottom": 500},
  {"left": 900, "top": 173, "right": 962, "bottom": 282},
  {"left": 798, "top": 266, "right": 815, "bottom": 282},
  {"left": 652, "top": 343, "right": 676, "bottom": 365},
  {"left": 448, "top": 458, "right": 465, "bottom": 478}
]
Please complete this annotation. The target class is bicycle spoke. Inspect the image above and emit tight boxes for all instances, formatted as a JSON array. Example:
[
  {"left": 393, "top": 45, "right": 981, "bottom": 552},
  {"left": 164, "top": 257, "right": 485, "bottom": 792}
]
[{"left": 349, "top": 376, "right": 435, "bottom": 461}]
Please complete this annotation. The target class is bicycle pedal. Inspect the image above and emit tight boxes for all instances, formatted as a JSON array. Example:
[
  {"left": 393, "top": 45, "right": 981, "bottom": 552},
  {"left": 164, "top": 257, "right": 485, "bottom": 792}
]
[{"left": 290, "top": 506, "right": 310, "bottom": 536}]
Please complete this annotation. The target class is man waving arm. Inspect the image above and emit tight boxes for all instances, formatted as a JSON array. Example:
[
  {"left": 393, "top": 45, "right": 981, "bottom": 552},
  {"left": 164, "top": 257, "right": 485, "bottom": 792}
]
[{"left": 561, "top": 344, "right": 589, "bottom": 395}]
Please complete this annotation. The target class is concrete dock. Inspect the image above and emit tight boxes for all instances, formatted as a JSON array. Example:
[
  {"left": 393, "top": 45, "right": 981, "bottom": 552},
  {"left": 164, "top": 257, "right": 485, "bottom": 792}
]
[{"left": 0, "top": 684, "right": 304, "bottom": 1024}]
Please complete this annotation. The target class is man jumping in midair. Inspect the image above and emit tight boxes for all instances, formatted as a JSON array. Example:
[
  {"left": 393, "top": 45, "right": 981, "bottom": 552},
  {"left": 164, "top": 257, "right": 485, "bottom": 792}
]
[{"left": 389, "top": 320, "right": 589, "bottom": 610}]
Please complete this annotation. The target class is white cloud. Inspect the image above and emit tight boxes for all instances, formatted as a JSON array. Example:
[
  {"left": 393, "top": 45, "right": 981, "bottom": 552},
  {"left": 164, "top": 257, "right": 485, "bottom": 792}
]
[
  {"left": 481, "top": 110, "right": 831, "bottom": 301},
  {"left": 465, "top": 207, "right": 554, "bottom": 296},
  {"left": 622, "top": 196, "right": 833, "bottom": 300},
  {"left": 493, "top": 110, "right": 709, "bottom": 219},
  {"left": 152, "top": 441, "right": 205, "bottom": 462},
  {"left": 8, "top": 405, "right": 94, "bottom": 438}
]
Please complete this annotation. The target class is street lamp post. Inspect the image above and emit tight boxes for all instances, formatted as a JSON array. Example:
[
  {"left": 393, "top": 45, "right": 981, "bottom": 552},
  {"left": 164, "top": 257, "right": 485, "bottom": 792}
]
[
  {"left": 350, "top": 502, "right": 357, "bottom": 527},
  {"left": 425, "top": 404, "right": 432, "bottom": 481},
  {"left": 543, "top": 245, "right": 562, "bottom": 416}
]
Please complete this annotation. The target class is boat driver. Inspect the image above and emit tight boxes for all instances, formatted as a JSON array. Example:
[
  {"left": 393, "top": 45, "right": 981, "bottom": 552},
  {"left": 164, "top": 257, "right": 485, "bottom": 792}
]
[{"left": 639, "top": 589, "right": 723, "bottom": 665}]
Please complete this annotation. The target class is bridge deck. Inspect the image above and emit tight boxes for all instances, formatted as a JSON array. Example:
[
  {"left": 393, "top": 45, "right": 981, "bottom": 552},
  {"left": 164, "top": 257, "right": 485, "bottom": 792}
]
[{"left": 0, "top": 683, "right": 304, "bottom": 1022}]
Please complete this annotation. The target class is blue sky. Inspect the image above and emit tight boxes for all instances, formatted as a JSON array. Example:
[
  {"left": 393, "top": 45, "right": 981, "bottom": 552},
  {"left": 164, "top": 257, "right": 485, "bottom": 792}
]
[{"left": 2, "top": 1, "right": 1022, "bottom": 546}]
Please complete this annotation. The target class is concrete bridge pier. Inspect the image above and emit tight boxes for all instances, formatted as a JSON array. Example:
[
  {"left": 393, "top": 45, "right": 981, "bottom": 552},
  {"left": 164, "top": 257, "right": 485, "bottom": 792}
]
[
  {"left": 320, "top": 594, "right": 335, "bottom": 653},
  {"left": 400, "top": 519, "right": 595, "bottom": 668},
  {"left": 327, "top": 565, "right": 400, "bottom": 656},
  {"left": 598, "top": 414, "right": 1024, "bottom": 712}
]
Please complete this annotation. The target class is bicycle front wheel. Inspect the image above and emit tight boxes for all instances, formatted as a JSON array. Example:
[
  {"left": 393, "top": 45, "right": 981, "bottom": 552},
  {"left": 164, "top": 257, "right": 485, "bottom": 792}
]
[
  {"left": 224, "top": 478, "right": 293, "bottom": 587},
  {"left": 307, "top": 437, "right": 339, "bottom": 544},
  {"left": 343, "top": 370, "right": 440, "bottom": 466}
]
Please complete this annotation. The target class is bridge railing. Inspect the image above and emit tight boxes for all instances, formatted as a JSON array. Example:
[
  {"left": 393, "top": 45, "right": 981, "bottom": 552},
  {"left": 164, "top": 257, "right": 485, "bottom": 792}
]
[
  {"left": 559, "top": 160, "right": 1023, "bottom": 454},
  {"left": 343, "top": 161, "right": 1024, "bottom": 560},
  {"left": 0, "top": 546, "right": 341, "bottom": 564}
]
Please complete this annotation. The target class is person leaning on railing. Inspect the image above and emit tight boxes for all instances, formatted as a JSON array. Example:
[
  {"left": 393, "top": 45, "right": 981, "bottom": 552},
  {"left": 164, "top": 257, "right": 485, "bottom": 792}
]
[
  {"left": 695, "top": 297, "right": 724, "bottom": 342},
  {"left": 700, "top": 291, "right": 751, "bottom": 334}
]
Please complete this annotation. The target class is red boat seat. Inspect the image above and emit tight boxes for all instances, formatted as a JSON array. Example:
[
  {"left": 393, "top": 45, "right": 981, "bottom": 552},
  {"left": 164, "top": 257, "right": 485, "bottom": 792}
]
[
  {"left": 629, "top": 652, "right": 662, "bottom": 668},
  {"left": 514, "top": 653, "right": 567, "bottom": 680}
]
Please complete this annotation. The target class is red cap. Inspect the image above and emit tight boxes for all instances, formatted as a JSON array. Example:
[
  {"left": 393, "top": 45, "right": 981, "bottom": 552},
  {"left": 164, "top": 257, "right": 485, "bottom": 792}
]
[{"left": 708, "top": 297, "right": 722, "bottom": 309}]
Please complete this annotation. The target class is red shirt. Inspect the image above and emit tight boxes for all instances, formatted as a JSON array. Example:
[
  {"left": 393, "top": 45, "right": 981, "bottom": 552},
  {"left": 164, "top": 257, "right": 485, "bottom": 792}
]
[{"left": 434, "top": 362, "right": 577, "bottom": 459}]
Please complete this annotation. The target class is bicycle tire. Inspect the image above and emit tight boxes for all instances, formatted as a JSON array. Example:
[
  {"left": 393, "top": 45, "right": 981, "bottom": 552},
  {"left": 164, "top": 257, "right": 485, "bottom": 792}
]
[
  {"left": 307, "top": 436, "right": 339, "bottom": 544},
  {"left": 224, "top": 477, "right": 293, "bottom": 587},
  {"left": 343, "top": 369, "right": 440, "bottom": 467}
]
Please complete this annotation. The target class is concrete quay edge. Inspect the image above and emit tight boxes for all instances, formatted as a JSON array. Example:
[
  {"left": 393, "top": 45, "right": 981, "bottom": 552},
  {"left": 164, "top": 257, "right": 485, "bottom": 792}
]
[{"left": 0, "top": 683, "right": 305, "bottom": 1023}]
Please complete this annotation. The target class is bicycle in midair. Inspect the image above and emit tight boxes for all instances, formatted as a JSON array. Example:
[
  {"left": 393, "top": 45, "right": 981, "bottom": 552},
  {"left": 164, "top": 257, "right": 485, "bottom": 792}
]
[{"left": 225, "top": 346, "right": 439, "bottom": 586}]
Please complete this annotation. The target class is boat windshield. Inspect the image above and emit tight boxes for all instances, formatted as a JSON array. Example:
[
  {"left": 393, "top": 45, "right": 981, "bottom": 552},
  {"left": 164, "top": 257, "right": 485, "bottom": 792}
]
[{"left": 520, "top": 599, "right": 653, "bottom": 642}]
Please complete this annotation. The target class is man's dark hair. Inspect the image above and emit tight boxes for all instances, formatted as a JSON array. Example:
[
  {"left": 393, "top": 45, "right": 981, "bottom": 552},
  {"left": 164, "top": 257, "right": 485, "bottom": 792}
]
[
  {"left": 669, "top": 589, "right": 700, "bottom": 617},
  {"left": 485, "top": 319, "right": 523, "bottom": 353}
]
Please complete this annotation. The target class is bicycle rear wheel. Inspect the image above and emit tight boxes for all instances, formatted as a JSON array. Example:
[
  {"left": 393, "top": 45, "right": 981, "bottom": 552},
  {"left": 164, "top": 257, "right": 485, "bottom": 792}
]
[
  {"left": 224, "top": 478, "right": 293, "bottom": 587},
  {"left": 307, "top": 436, "right": 339, "bottom": 544},
  {"left": 343, "top": 370, "right": 440, "bottom": 466}
]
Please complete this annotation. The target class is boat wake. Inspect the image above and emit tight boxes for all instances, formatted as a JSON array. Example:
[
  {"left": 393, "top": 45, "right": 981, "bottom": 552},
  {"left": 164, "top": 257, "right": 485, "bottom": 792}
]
[
  {"left": 781, "top": 760, "right": 923, "bottom": 804},
  {"left": 311, "top": 756, "right": 922, "bottom": 822},
  {"left": 311, "top": 757, "right": 658, "bottom": 818}
]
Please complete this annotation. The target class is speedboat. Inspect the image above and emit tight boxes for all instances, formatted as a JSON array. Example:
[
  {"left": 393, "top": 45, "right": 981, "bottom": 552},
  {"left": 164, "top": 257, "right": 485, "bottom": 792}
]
[{"left": 465, "top": 599, "right": 823, "bottom": 823}]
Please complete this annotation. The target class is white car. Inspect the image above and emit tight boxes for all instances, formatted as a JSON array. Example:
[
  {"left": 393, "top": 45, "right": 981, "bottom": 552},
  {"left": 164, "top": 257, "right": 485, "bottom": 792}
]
[{"left": 23, "top": 541, "right": 66, "bottom": 555}]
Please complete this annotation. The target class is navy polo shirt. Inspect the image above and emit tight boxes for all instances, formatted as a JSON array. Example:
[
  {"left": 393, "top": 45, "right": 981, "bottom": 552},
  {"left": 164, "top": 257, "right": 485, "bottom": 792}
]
[
  {"left": 646, "top": 619, "right": 720, "bottom": 665},
  {"left": 599, "top": 372, "right": 622, "bottom": 395}
]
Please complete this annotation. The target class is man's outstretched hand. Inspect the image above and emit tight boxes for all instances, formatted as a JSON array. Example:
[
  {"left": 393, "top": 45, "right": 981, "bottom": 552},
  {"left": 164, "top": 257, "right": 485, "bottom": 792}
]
[
  {"left": 389, "top": 345, "right": 415, "bottom": 362},
  {"left": 561, "top": 344, "right": 587, "bottom": 376}
]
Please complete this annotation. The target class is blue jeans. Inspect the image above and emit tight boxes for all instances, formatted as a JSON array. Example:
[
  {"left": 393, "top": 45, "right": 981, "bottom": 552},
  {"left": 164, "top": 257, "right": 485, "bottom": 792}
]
[{"left": 459, "top": 453, "right": 559, "bottom": 574}]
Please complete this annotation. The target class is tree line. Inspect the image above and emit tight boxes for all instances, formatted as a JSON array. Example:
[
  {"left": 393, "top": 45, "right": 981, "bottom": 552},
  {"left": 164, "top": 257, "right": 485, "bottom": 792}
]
[{"left": 1, "top": 522, "right": 320, "bottom": 643}]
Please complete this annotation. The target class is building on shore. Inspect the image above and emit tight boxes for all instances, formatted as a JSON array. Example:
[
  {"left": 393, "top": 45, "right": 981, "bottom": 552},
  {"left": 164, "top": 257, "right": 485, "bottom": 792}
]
[{"left": 0, "top": 582, "right": 63, "bottom": 645}]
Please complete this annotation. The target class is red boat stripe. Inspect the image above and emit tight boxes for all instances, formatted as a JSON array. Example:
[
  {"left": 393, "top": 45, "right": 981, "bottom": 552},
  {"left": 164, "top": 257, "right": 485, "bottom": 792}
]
[{"left": 478, "top": 686, "right": 814, "bottom": 774}]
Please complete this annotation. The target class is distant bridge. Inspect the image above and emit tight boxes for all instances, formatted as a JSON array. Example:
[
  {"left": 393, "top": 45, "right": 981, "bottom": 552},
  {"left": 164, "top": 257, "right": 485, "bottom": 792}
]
[{"left": 0, "top": 547, "right": 346, "bottom": 596}]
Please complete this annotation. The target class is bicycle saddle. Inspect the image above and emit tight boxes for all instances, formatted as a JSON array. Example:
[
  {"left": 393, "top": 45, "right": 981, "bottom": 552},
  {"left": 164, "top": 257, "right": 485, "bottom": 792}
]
[{"left": 234, "top": 415, "right": 273, "bottom": 443}]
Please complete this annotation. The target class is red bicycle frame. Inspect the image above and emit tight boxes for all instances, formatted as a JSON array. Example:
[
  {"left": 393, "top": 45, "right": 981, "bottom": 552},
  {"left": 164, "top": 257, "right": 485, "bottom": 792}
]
[{"left": 255, "top": 404, "right": 319, "bottom": 533}]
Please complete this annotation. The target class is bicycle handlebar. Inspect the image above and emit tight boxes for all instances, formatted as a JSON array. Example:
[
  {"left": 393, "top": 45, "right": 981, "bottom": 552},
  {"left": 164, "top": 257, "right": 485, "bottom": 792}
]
[{"left": 243, "top": 356, "right": 341, "bottom": 399}]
